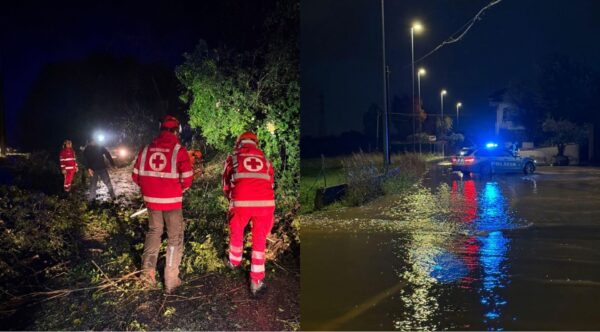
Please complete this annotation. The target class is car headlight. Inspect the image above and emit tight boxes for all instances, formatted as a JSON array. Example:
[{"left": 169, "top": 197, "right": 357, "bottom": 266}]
[{"left": 119, "top": 148, "right": 128, "bottom": 158}]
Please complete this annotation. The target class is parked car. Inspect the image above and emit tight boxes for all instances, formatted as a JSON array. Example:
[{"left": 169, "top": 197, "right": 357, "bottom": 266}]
[{"left": 451, "top": 144, "right": 536, "bottom": 175}]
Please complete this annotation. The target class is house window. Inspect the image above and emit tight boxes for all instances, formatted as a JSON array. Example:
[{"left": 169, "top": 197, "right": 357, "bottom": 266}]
[{"left": 502, "top": 107, "right": 518, "bottom": 122}]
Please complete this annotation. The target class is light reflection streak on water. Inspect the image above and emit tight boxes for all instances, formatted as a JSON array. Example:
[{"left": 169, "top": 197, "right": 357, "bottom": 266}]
[
  {"left": 393, "top": 185, "right": 458, "bottom": 331},
  {"left": 394, "top": 180, "right": 513, "bottom": 330},
  {"left": 477, "top": 182, "right": 511, "bottom": 330},
  {"left": 454, "top": 180, "right": 511, "bottom": 329}
]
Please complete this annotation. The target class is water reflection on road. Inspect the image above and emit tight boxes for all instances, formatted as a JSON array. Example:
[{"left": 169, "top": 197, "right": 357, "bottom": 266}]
[
  {"left": 392, "top": 180, "right": 516, "bottom": 330},
  {"left": 301, "top": 169, "right": 600, "bottom": 330}
]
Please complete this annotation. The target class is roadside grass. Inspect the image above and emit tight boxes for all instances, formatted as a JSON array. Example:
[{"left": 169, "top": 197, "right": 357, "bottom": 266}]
[
  {"left": 301, "top": 152, "right": 436, "bottom": 213},
  {"left": 300, "top": 157, "right": 345, "bottom": 214}
]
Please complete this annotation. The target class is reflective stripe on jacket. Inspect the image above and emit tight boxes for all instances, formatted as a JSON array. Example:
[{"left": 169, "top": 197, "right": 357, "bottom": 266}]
[
  {"left": 132, "top": 131, "right": 193, "bottom": 210},
  {"left": 59, "top": 148, "right": 78, "bottom": 171},
  {"left": 222, "top": 141, "right": 275, "bottom": 214}
]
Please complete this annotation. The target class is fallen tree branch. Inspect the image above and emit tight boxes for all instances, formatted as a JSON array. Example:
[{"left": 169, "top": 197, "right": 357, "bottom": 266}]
[{"left": 91, "top": 260, "right": 126, "bottom": 293}]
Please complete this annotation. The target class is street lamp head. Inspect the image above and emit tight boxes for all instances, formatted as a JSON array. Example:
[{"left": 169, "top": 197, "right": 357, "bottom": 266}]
[
  {"left": 441, "top": 89, "right": 447, "bottom": 96},
  {"left": 418, "top": 68, "right": 426, "bottom": 76},
  {"left": 412, "top": 21, "right": 424, "bottom": 33},
  {"left": 457, "top": 102, "right": 462, "bottom": 107}
]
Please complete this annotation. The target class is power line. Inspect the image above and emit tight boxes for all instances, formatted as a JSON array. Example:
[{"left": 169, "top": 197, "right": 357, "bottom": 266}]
[{"left": 415, "top": 0, "right": 503, "bottom": 64}]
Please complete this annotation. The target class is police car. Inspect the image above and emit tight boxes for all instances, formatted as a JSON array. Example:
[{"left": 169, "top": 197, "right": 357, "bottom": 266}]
[{"left": 451, "top": 143, "right": 536, "bottom": 175}]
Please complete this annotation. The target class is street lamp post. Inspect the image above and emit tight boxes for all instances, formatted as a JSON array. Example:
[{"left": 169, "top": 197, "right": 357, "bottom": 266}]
[
  {"left": 456, "top": 102, "right": 462, "bottom": 131},
  {"left": 440, "top": 89, "right": 447, "bottom": 156},
  {"left": 417, "top": 68, "right": 426, "bottom": 154},
  {"left": 411, "top": 22, "right": 423, "bottom": 153}
]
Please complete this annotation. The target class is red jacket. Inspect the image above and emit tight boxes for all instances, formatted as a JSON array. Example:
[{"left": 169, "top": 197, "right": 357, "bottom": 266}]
[
  {"left": 59, "top": 148, "right": 78, "bottom": 172},
  {"left": 132, "top": 131, "right": 193, "bottom": 211},
  {"left": 222, "top": 140, "right": 275, "bottom": 215}
]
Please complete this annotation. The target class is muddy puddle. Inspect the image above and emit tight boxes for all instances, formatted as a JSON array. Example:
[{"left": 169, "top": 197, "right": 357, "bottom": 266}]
[{"left": 301, "top": 168, "right": 600, "bottom": 330}]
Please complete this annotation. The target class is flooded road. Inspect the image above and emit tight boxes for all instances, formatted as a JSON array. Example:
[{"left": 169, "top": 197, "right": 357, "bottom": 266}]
[{"left": 301, "top": 166, "right": 600, "bottom": 330}]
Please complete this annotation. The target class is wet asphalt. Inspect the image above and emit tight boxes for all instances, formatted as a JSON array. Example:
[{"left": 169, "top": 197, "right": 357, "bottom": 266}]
[{"left": 301, "top": 166, "right": 600, "bottom": 330}]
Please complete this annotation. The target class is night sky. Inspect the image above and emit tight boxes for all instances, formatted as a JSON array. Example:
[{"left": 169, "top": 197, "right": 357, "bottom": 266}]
[
  {"left": 301, "top": 0, "right": 600, "bottom": 142},
  {"left": 1, "top": 1, "right": 276, "bottom": 147}
]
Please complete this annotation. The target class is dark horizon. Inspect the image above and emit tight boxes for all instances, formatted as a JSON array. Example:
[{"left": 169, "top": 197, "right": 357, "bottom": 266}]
[
  {"left": 301, "top": 0, "right": 600, "bottom": 148},
  {"left": 1, "top": 0, "right": 278, "bottom": 149}
]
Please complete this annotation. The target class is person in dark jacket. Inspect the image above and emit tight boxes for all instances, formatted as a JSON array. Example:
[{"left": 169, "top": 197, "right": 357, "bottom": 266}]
[{"left": 83, "top": 137, "right": 116, "bottom": 202}]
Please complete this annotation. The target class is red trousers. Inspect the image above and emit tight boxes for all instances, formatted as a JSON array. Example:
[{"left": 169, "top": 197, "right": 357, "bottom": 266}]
[
  {"left": 228, "top": 209, "right": 275, "bottom": 282},
  {"left": 63, "top": 170, "right": 76, "bottom": 192}
]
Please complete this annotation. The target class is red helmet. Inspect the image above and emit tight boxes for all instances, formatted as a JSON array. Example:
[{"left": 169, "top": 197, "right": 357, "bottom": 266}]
[
  {"left": 160, "top": 115, "right": 181, "bottom": 132},
  {"left": 236, "top": 131, "right": 258, "bottom": 145}
]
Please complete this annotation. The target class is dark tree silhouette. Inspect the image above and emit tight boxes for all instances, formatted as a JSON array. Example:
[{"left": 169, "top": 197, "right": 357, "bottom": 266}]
[{"left": 17, "top": 55, "right": 183, "bottom": 151}]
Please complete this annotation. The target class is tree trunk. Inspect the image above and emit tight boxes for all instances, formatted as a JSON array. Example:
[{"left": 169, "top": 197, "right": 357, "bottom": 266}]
[{"left": 557, "top": 143, "right": 566, "bottom": 157}]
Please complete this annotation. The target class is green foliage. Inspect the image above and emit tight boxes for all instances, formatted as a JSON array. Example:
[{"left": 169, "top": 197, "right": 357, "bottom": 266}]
[
  {"left": 300, "top": 157, "right": 345, "bottom": 214},
  {"left": 183, "top": 234, "right": 225, "bottom": 274},
  {"left": 176, "top": 1, "right": 300, "bottom": 214},
  {"left": 1, "top": 2, "right": 301, "bottom": 329},
  {"left": 342, "top": 152, "right": 384, "bottom": 206},
  {"left": 128, "top": 320, "right": 148, "bottom": 331},
  {"left": 11, "top": 152, "right": 63, "bottom": 194},
  {"left": 542, "top": 117, "right": 588, "bottom": 156},
  {"left": 436, "top": 116, "right": 453, "bottom": 135},
  {"left": 176, "top": 45, "right": 256, "bottom": 151},
  {"left": 446, "top": 133, "right": 465, "bottom": 153},
  {"left": 341, "top": 152, "right": 427, "bottom": 206},
  {"left": 383, "top": 154, "right": 427, "bottom": 195},
  {"left": 0, "top": 186, "right": 85, "bottom": 297}
]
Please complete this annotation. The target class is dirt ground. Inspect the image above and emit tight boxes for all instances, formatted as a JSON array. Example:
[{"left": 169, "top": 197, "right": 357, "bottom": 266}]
[
  {"left": 89, "top": 166, "right": 299, "bottom": 330},
  {"left": 2, "top": 165, "right": 300, "bottom": 331},
  {"left": 20, "top": 259, "right": 300, "bottom": 331}
]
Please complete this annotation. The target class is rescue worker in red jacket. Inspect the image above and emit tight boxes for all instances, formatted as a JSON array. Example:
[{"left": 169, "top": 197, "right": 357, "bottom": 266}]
[
  {"left": 59, "top": 139, "right": 78, "bottom": 192},
  {"left": 222, "top": 131, "right": 275, "bottom": 295},
  {"left": 132, "top": 115, "right": 193, "bottom": 293}
]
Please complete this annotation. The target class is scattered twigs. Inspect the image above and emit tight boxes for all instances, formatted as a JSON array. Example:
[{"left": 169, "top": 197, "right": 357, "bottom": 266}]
[
  {"left": 9, "top": 270, "right": 142, "bottom": 301},
  {"left": 270, "top": 260, "right": 290, "bottom": 274},
  {"left": 91, "top": 260, "right": 126, "bottom": 292},
  {"left": 157, "top": 295, "right": 168, "bottom": 317},
  {"left": 165, "top": 285, "right": 244, "bottom": 303},
  {"left": 184, "top": 272, "right": 216, "bottom": 284}
]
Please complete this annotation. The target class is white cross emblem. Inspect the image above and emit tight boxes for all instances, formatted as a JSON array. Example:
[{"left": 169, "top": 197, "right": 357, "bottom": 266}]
[
  {"left": 243, "top": 157, "right": 264, "bottom": 172},
  {"left": 149, "top": 152, "right": 167, "bottom": 171}
]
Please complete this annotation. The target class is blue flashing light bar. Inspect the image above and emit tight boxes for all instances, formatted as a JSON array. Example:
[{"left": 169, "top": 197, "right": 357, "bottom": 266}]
[{"left": 485, "top": 142, "right": 498, "bottom": 149}]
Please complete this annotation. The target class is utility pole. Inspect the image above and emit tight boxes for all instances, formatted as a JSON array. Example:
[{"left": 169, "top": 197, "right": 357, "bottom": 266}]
[
  {"left": 411, "top": 27, "right": 415, "bottom": 152},
  {"left": 0, "top": 71, "right": 6, "bottom": 157},
  {"left": 381, "top": 0, "right": 390, "bottom": 166}
]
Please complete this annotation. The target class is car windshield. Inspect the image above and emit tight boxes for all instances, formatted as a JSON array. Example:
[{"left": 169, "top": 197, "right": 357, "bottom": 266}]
[
  {"left": 475, "top": 148, "right": 513, "bottom": 157},
  {"left": 458, "top": 148, "right": 475, "bottom": 156}
]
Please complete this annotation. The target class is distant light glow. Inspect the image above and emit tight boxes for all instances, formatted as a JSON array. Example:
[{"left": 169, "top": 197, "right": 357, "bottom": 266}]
[
  {"left": 412, "top": 21, "right": 424, "bottom": 33},
  {"left": 486, "top": 142, "right": 498, "bottom": 149},
  {"left": 119, "top": 148, "right": 128, "bottom": 157},
  {"left": 97, "top": 134, "right": 105, "bottom": 142},
  {"left": 418, "top": 68, "right": 426, "bottom": 76},
  {"left": 441, "top": 89, "right": 447, "bottom": 96}
]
